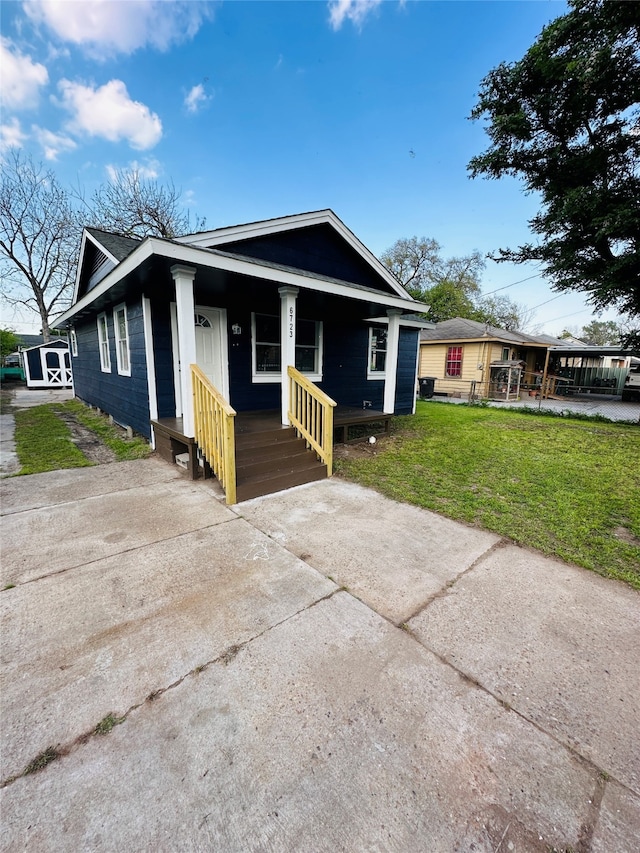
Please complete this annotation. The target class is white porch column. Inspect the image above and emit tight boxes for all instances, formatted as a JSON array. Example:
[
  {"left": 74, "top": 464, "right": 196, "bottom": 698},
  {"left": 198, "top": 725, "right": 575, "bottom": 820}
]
[
  {"left": 383, "top": 309, "right": 402, "bottom": 414},
  {"left": 279, "top": 286, "right": 299, "bottom": 425},
  {"left": 171, "top": 264, "right": 197, "bottom": 437}
]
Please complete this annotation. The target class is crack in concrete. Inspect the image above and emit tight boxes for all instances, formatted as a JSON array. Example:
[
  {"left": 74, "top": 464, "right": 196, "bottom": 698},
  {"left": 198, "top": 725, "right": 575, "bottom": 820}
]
[
  {"left": 1, "top": 584, "right": 343, "bottom": 790},
  {"left": 3, "top": 514, "right": 244, "bottom": 588}
]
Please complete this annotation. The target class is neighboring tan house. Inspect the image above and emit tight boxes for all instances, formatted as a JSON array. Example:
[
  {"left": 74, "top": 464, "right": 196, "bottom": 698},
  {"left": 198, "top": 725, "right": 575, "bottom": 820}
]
[
  {"left": 419, "top": 318, "right": 568, "bottom": 399},
  {"left": 55, "top": 209, "right": 428, "bottom": 502}
]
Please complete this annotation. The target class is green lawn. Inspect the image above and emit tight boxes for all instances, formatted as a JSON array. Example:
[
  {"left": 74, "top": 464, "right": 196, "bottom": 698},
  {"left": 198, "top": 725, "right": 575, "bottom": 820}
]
[
  {"left": 14, "top": 405, "right": 91, "bottom": 475},
  {"left": 335, "top": 402, "right": 640, "bottom": 588},
  {"left": 13, "top": 401, "right": 150, "bottom": 475}
]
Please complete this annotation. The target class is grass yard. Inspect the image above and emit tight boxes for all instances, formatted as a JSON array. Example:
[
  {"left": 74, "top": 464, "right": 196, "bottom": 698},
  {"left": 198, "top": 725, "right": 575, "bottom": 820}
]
[
  {"left": 13, "top": 400, "right": 150, "bottom": 475},
  {"left": 335, "top": 401, "right": 640, "bottom": 588},
  {"left": 14, "top": 405, "right": 91, "bottom": 475}
]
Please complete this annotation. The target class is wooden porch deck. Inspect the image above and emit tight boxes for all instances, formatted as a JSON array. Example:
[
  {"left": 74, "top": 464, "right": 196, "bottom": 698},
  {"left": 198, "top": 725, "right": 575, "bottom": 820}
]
[
  {"left": 234, "top": 407, "right": 391, "bottom": 442},
  {"left": 151, "top": 406, "right": 392, "bottom": 498}
]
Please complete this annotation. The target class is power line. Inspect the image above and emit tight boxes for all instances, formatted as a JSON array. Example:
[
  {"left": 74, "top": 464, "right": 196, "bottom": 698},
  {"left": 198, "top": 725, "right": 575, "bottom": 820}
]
[
  {"left": 482, "top": 272, "right": 543, "bottom": 295},
  {"left": 544, "top": 307, "right": 594, "bottom": 325},
  {"left": 529, "top": 294, "right": 563, "bottom": 311}
]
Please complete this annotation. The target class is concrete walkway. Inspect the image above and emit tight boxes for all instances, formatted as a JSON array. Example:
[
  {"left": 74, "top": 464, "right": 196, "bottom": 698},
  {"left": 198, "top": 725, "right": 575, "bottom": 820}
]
[{"left": 1, "top": 460, "right": 638, "bottom": 851}]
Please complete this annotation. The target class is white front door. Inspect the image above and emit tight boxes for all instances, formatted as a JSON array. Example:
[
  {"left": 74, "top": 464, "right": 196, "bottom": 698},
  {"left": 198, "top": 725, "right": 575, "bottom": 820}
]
[{"left": 195, "top": 306, "right": 229, "bottom": 400}]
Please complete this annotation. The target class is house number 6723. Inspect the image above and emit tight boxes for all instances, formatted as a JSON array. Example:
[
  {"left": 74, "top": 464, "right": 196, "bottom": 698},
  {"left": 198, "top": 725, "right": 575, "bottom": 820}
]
[{"left": 289, "top": 306, "right": 294, "bottom": 338}]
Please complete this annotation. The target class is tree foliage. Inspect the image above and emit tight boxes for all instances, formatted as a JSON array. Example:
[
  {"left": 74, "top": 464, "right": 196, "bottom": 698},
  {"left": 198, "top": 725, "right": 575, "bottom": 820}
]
[
  {"left": 578, "top": 319, "right": 622, "bottom": 345},
  {"left": 381, "top": 235, "right": 534, "bottom": 329},
  {"left": 468, "top": 0, "right": 640, "bottom": 341},
  {"left": 474, "top": 295, "right": 537, "bottom": 332},
  {"left": 1, "top": 328, "right": 20, "bottom": 361},
  {"left": 86, "top": 169, "right": 205, "bottom": 239},
  {"left": 380, "top": 235, "right": 485, "bottom": 313},
  {"left": 0, "top": 151, "right": 81, "bottom": 341}
]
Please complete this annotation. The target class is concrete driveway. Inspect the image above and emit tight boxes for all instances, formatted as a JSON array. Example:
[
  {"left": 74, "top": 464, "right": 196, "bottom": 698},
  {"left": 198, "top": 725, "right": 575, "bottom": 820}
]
[{"left": 1, "top": 459, "right": 638, "bottom": 851}]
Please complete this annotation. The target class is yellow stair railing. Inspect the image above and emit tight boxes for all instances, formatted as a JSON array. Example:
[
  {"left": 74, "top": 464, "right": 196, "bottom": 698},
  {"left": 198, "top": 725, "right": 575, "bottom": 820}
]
[
  {"left": 191, "top": 364, "right": 237, "bottom": 504},
  {"left": 287, "top": 366, "right": 337, "bottom": 476}
]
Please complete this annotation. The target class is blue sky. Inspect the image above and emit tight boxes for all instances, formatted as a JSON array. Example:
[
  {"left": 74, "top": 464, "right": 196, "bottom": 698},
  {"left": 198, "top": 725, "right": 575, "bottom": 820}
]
[{"left": 1, "top": 0, "right": 621, "bottom": 335}]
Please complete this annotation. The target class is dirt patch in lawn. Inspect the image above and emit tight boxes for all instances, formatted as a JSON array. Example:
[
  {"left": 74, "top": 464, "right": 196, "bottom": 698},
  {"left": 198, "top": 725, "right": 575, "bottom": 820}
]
[{"left": 54, "top": 408, "right": 117, "bottom": 464}]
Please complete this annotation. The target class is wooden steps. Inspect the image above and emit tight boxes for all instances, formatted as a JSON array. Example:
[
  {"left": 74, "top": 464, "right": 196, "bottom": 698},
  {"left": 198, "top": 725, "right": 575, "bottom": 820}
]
[{"left": 234, "top": 424, "right": 327, "bottom": 502}]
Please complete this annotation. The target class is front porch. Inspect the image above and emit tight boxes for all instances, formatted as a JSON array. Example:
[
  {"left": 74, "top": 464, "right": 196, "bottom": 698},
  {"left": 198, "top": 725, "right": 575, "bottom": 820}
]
[{"left": 151, "top": 403, "right": 392, "bottom": 502}]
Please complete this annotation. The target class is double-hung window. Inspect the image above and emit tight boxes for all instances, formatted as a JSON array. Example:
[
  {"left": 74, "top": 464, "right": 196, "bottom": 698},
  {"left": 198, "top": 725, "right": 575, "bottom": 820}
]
[
  {"left": 295, "top": 319, "right": 321, "bottom": 378},
  {"left": 113, "top": 303, "right": 131, "bottom": 376},
  {"left": 252, "top": 313, "right": 322, "bottom": 382},
  {"left": 97, "top": 312, "right": 111, "bottom": 372},
  {"left": 367, "top": 326, "right": 387, "bottom": 378},
  {"left": 445, "top": 345, "right": 463, "bottom": 377}
]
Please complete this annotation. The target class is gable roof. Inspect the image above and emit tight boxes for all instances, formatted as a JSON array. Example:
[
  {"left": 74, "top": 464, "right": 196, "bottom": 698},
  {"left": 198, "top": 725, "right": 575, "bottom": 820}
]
[
  {"left": 85, "top": 227, "right": 141, "bottom": 262},
  {"left": 176, "top": 209, "right": 408, "bottom": 299},
  {"left": 420, "top": 318, "right": 568, "bottom": 347},
  {"left": 60, "top": 212, "right": 423, "bottom": 327},
  {"left": 73, "top": 228, "right": 142, "bottom": 303}
]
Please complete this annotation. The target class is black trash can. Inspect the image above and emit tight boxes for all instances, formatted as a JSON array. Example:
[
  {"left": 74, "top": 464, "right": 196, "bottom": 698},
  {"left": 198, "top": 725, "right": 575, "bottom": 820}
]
[{"left": 418, "top": 377, "right": 436, "bottom": 399}]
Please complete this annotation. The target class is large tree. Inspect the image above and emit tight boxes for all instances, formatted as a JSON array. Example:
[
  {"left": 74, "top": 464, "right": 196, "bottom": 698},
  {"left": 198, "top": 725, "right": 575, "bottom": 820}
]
[
  {"left": 578, "top": 319, "right": 622, "bottom": 346},
  {"left": 86, "top": 168, "right": 206, "bottom": 239},
  {"left": 0, "top": 152, "right": 81, "bottom": 341},
  {"left": 380, "top": 235, "right": 485, "bottom": 313},
  {"left": 1, "top": 156, "right": 206, "bottom": 336},
  {"left": 381, "top": 235, "right": 533, "bottom": 329},
  {"left": 468, "top": 0, "right": 640, "bottom": 345}
]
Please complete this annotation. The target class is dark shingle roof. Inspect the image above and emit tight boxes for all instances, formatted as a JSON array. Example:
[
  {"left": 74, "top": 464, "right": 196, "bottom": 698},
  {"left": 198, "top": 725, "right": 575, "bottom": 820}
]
[
  {"left": 420, "top": 318, "right": 569, "bottom": 347},
  {"left": 85, "top": 228, "right": 142, "bottom": 262}
]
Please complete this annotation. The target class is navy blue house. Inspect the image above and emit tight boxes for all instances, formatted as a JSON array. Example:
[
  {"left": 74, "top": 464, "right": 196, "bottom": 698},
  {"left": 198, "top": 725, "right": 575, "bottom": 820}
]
[{"left": 57, "top": 210, "right": 428, "bottom": 499}]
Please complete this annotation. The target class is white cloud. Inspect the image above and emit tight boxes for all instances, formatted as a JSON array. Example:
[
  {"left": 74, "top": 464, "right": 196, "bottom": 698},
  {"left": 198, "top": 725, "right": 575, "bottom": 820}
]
[
  {"left": 328, "top": 0, "right": 382, "bottom": 30},
  {"left": 0, "top": 37, "right": 49, "bottom": 109},
  {"left": 24, "top": 0, "right": 213, "bottom": 57},
  {"left": 32, "top": 125, "right": 77, "bottom": 160},
  {"left": 1, "top": 118, "right": 27, "bottom": 153},
  {"left": 184, "top": 84, "right": 210, "bottom": 114},
  {"left": 58, "top": 79, "right": 162, "bottom": 150},
  {"left": 105, "top": 158, "right": 162, "bottom": 182}
]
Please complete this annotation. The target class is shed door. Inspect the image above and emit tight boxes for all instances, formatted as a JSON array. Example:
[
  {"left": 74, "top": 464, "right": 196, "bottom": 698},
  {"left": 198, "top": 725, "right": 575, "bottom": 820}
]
[
  {"left": 37, "top": 348, "right": 72, "bottom": 387},
  {"left": 195, "top": 307, "right": 229, "bottom": 400}
]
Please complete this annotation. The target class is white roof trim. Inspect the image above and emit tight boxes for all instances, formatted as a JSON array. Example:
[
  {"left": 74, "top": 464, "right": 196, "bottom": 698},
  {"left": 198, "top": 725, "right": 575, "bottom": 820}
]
[
  {"left": 367, "top": 316, "right": 434, "bottom": 329},
  {"left": 71, "top": 229, "right": 121, "bottom": 304},
  {"left": 56, "top": 238, "right": 423, "bottom": 326},
  {"left": 176, "top": 209, "right": 410, "bottom": 300}
]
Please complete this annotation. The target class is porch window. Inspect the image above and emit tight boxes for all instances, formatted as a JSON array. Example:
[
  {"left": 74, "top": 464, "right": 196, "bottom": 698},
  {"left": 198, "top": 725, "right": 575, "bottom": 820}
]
[
  {"left": 97, "top": 312, "right": 111, "bottom": 372},
  {"left": 367, "top": 326, "right": 387, "bottom": 378},
  {"left": 295, "top": 319, "right": 321, "bottom": 377},
  {"left": 445, "top": 345, "right": 463, "bottom": 377},
  {"left": 113, "top": 303, "right": 131, "bottom": 376},
  {"left": 252, "top": 313, "right": 322, "bottom": 382},
  {"left": 254, "top": 314, "right": 281, "bottom": 376},
  {"left": 70, "top": 329, "right": 78, "bottom": 357}
]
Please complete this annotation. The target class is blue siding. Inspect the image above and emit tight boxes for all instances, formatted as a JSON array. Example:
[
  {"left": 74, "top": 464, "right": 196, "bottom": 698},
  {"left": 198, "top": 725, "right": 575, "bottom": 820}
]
[
  {"left": 394, "top": 328, "right": 419, "bottom": 414},
  {"left": 216, "top": 224, "right": 396, "bottom": 293},
  {"left": 320, "top": 322, "right": 384, "bottom": 410},
  {"left": 150, "top": 301, "right": 176, "bottom": 418},
  {"left": 72, "top": 298, "right": 151, "bottom": 438},
  {"left": 228, "top": 306, "right": 280, "bottom": 412}
]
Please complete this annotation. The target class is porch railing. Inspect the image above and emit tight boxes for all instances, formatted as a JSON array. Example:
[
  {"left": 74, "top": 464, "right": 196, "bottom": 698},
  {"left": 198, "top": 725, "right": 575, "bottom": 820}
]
[
  {"left": 287, "top": 365, "right": 337, "bottom": 476},
  {"left": 191, "top": 364, "right": 237, "bottom": 505}
]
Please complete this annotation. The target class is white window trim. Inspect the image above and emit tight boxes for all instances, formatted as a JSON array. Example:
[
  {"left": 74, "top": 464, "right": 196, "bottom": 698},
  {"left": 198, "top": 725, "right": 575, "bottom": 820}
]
[
  {"left": 251, "top": 313, "right": 323, "bottom": 383},
  {"left": 97, "top": 312, "right": 111, "bottom": 373},
  {"left": 295, "top": 318, "right": 323, "bottom": 383},
  {"left": 367, "top": 325, "right": 387, "bottom": 380},
  {"left": 70, "top": 329, "right": 78, "bottom": 357},
  {"left": 113, "top": 302, "right": 131, "bottom": 376}
]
